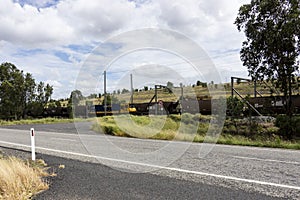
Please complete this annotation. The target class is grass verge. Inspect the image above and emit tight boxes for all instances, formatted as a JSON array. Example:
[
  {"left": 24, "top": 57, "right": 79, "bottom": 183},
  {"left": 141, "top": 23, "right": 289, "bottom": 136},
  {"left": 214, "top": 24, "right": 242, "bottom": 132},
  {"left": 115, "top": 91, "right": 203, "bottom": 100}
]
[
  {"left": 0, "top": 117, "right": 93, "bottom": 126},
  {"left": 92, "top": 114, "right": 300, "bottom": 150},
  {"left": 0, "top": 155, "right": 50, "bottom": 199}
]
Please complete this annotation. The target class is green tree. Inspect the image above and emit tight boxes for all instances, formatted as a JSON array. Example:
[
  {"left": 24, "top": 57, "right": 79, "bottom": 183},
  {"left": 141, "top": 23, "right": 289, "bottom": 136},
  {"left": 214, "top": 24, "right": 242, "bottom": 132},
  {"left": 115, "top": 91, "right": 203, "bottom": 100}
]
[
  {"left": 55, "top": 100, "right": 61, "bottom": 108},
  {"left": 30, "top": 82, "right": 53, "bottom": 117},
  {"left": 0, "top": 63, "right": 25, "bottom": 119},
  {"left": 87, "top": 93, "right": 97, "bottom": 99},
  {"left": 23, "top": 73, "right": 36, "bottom": 117},
  {"left": 0, "top": 62, "right": 53, "bottom": 119},
  {"left": 44, "top": 83, "right": 53, "bottom": 103},
  {"left": 69, "top": 90, "right": 84, "bottom": 106},
  {"left": 201, "top": 82, "right": 207, "bottom": 88},
  {"left": 121, "top": 88, "right": 129, "bottom": 94},
  {"left": 103, "top": 94, "right": 112, "bottom": 105},
  {"left": 235, "top": 0, "right": 300, "bottom": 116},
  {"left": 227, "top": 96, "right": 245, "bottom": 135},
  {"left": 67, "top": 90, "right": 84, "bottom": 118},
  {"left": 166, "top": 81, "right": 174, "bottom": 90},
  {"left": 111, "top": 95, "right": 119, "bottom": 104}
]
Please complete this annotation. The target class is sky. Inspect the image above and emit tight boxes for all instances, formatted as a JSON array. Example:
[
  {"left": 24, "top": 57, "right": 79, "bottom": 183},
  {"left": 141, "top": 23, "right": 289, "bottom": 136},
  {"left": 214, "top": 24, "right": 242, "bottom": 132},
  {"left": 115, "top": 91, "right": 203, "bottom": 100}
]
[{"left": 0, "top": 0, "right": 251, "bottom": 99}]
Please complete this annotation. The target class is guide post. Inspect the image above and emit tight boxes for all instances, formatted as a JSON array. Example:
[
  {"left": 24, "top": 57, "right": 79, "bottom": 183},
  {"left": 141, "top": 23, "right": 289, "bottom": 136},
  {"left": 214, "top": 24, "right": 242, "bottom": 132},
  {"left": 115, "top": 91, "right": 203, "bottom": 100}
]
[{"left": 30, "top": 128, "right": 35, "bottom": 161}]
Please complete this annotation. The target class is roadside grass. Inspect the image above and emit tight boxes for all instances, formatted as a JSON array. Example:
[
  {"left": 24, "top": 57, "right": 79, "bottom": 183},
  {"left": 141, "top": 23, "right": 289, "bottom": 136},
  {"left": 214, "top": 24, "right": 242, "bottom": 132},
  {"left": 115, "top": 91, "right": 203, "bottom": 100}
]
[
  {"left": 0, "top": 117, "right": 93, "bottom": 126},
  {"left": 193, "top": 134, "right": 300, "bottom": 149},
  {"left": 92, "top": 114, "right": 300, "bottom": 150},
  {"left": 0, "top": 155, "right": 50, "bottom": 199}
]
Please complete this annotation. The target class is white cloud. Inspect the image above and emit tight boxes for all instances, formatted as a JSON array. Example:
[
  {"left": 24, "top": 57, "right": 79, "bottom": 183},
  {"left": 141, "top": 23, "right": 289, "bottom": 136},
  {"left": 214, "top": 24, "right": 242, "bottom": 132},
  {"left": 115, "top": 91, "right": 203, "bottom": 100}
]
[
  {"left": 57, "top": 0, "right": 136, "bottom": 41},
  {"left": 0, "top": 0, "right": 74, "bottom": 47},
  {"left": 0, "top": 0, "right": 251, "bottom": 98}
]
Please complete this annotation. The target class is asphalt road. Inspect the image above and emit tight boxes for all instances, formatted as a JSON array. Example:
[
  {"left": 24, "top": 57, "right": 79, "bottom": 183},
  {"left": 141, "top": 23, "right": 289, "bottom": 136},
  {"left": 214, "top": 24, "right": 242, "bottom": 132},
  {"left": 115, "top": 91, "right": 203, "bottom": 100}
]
[{"left": 0, "top": 122, "right": 299, "bottom": 199}]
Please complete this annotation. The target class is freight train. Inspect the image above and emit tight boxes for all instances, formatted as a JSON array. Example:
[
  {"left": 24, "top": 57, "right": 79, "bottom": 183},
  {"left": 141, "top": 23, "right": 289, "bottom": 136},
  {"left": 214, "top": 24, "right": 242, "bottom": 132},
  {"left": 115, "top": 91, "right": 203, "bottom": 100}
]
[{"left": 83, "top": 94, "right": 300, "bottom": 117}]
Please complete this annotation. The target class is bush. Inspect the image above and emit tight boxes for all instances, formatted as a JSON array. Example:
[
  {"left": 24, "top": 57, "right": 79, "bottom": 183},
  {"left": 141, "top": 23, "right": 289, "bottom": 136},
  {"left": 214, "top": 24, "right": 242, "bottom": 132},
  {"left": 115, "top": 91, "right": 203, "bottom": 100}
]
[
  {"left": 103, "top": 125, "right": 114, "bottom": 135},
  {"left": 168, "top": 114, "right": 181, "bottom": 122},
  {"left": 181, "top": 113, "right": 195, "bottom": 125},
  {"left": 275, "top": 115, "right": 300, "bottom": 139}
]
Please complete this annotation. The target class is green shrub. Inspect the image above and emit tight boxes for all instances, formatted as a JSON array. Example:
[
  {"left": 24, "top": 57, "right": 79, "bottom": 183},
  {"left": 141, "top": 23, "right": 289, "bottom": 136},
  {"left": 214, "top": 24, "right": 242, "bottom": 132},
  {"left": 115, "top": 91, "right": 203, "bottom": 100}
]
[
  {"left": 103, "top": 125, "right": 114, "bottom": 135},
  {"left": 197, "top": 123, "right": 209, "bottom": 135},
  {"left": 162, "top": 118, "right": 179, "bottom": 130},
  {"left": 275, "top": 115, "right": 300, "bottom": 139},
  {"left": 168, "top": 114, "right": 181, "bottom": 122},
  {"left": 181, "top": 113, "right": 195, "bottom": 125}
]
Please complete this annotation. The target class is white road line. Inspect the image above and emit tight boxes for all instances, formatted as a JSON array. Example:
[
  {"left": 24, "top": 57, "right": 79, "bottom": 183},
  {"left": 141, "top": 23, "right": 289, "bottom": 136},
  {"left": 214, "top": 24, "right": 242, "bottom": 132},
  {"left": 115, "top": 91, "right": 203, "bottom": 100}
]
[
  {"left": 51, "top": 138, "right": 78, "bottom": 142},
  {"left": 0, "top": 140, "right": 300, "bottom": 191},
  {"left": 233, "top": 156, "right": 300, "bottom": 165}
]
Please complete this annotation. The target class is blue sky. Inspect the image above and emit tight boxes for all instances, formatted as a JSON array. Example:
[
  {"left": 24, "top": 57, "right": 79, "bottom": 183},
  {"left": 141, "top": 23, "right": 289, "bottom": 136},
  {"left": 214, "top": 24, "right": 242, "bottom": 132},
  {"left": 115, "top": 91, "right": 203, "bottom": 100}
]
[
  {"left": 13, "top": 0, "right": 60, "bottom": 8},
  {"left": 0, "top": 0, "right": 250, "bottom": 99}
]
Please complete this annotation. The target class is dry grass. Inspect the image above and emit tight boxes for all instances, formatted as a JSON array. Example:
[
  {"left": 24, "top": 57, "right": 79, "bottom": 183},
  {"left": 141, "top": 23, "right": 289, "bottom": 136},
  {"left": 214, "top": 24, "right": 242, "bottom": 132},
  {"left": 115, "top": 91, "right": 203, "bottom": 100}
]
[
  {"left": 0, "top": 117, "right": 93, "bottom": 126},
  {"left": 84, "top": 81, "right": 280, "bottom": 104},
  {"left": 0, "top": 156, "right": 49, "bottom": 200}
]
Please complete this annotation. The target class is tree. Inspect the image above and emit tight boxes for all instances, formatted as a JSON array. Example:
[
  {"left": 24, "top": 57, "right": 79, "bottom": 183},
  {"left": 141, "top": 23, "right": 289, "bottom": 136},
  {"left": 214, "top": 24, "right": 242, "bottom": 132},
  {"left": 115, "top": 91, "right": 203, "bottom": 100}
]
[
  {"left": 103, "top": 94, "right": 112, "bottom": 105},
  {"left": 166, "top": 81, "right": 174, "bottom": 90},
  {"left": 29, "top": 82, "right": 53, "bottom": 117},
  {"left": 44, "top": 83, "right": 53, "bottom": 103},
  {"left": 0, "top": 62, "right": 53, "bottom": 119},
  {"left": 227, "top": 96, "right": 245, "bottom": 135},
  {"left": 67, "top": 90, "right": 84, "bottom": 118},
  {"left": 235, "top": 0, "right": 300, "bottom": 116},
  {"left": 0, "top": 63, "right": 26, "bottom": 119},
  {"left": 24, "top": 73, "right": 36, "bottom": 116},
  {"left": 121, "top": 88, "right": 129, "bottom": 94},
  {"left": 201, "top": 82, "right": 207, "bottom": 88},
  {"left": 111, "top": 95, "right": 119, "bottom": 104},
  {"left": 87, "top": 93, "right": 97, "bottom": 99},
  {"left": 69, "top": 90, "right": 84, "bottom": 106}
]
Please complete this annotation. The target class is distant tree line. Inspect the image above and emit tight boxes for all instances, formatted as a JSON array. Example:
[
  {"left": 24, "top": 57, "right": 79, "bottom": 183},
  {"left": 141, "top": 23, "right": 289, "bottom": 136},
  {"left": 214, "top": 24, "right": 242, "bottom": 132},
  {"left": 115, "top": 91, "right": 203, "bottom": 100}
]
[{"left": 0, "top": 62, "right": 53, "bottom": 120}]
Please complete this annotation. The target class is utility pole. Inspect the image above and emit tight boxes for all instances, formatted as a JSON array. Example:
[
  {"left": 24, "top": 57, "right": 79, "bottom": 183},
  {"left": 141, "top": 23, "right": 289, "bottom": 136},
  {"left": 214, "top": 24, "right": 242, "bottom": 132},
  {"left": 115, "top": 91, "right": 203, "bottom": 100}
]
[
  {"left": 180, "top": 83, "right": 183, "bottom": 115},
  {"left": 254, "top": 78, "right": 257, "bottom": 98},
  {"left": 104, "top": 70, "right": 107, "bottom": 116},
  {"left": 231, "top": 77, "right": 234, "bottom": 97},
  {"left": 180, "top": 83, "right": 183, "bottom": 101},
  {"left": 155, "top": 85, "right": 158, "bottom": 115},
  {"left": 130, "top": 74, "right": 133, "bottom": 104}
]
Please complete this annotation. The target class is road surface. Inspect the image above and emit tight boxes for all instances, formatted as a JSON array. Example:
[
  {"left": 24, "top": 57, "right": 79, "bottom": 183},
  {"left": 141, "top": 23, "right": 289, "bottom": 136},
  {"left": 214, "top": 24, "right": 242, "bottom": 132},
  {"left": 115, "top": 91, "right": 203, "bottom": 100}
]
[{"left": 0, "top": 122, "right": 299, "bottom": 199}]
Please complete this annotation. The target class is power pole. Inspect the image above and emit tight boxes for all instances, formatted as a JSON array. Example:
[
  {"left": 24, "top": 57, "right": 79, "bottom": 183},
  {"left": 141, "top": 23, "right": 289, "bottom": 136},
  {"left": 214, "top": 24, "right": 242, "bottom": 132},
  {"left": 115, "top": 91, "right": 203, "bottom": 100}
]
[
  {"left": 180, "top": 83, "right": 183, "bottom": 101},
  {"left": 231, "top": 77, "right": 234, "bottom": 97},
  {"left": 104, "top": 70, "right": 107, "bottom": 116},
  {"left": 254, "top": 78, "right": 257, "bottom": 98},
  {"left": 130, "top": 74, "right": 133, "bottom": 104},
  {"left": 155, "top": 85, "right": 158, "bottom": 115}
]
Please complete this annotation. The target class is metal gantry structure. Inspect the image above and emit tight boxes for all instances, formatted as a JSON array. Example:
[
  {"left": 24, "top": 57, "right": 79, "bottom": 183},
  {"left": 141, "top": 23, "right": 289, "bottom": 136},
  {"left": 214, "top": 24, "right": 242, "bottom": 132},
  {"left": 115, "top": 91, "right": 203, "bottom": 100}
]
[
  {"left": 230, "top": 77, "right": 262, "bottom": 116},
  {"left": 101, "top": 70, "right": 184, "bottom": 116}
]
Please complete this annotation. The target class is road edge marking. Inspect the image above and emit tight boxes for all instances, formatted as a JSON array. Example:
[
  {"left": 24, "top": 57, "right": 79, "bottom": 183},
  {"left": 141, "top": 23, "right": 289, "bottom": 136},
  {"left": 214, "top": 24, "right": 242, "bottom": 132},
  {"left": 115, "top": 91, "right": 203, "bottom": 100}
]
[{"left": 0, "top": 140, "right": 299, "bottom": 191}]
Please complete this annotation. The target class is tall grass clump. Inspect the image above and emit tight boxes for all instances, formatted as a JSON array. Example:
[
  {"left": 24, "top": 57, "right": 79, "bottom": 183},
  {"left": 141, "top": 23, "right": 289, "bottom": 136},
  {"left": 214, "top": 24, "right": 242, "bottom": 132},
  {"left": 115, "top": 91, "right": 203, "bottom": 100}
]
[
  {"left": 92, "top": 114, "right": 300, "bottom": 149},
  {"left": 0, "top": 156, "right": 49, "bottom": 199}
]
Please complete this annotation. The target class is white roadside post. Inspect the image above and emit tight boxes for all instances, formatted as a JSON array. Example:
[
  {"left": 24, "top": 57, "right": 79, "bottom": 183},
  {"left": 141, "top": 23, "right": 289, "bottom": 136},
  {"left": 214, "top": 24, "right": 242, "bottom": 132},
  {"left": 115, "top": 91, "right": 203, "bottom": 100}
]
[{"left": 30, "top": 128, "right": 35, "bottom": 161}]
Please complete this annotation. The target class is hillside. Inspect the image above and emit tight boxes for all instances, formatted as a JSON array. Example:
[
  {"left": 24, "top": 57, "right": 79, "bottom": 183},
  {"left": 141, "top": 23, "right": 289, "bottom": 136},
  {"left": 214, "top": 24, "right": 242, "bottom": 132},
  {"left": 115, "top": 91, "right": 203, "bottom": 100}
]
[{"left": 83, "top": 80, "right": 284, "bottom": 105}]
